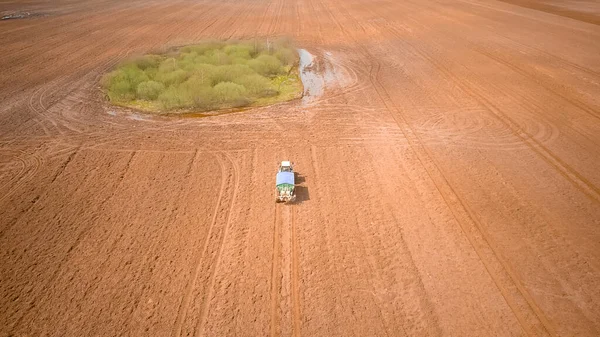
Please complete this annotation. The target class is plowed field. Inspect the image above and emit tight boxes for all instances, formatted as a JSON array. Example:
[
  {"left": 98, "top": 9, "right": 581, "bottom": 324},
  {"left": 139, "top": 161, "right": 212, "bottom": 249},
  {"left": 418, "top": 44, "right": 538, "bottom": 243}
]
[{"left": 1, "top": 0, "right": 599, "bottom": 335}]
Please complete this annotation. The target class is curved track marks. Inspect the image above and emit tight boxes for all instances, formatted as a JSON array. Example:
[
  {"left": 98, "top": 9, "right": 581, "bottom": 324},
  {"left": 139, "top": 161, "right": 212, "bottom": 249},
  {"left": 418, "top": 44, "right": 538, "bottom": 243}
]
[
  {"left": 171, "top": 152, "right": 228, "bottom": 337},
  {"left": 0, "top": 150, "right": 42, "bottom": 206},
  {"left": 320, "top": 0, "right": 559, "bottom": 332},
  {"left": 368, "top": 54, "right": 556, "bottom": 337},
  {"left": 195, "top": 152, "right": 241, "bottom": 336}
]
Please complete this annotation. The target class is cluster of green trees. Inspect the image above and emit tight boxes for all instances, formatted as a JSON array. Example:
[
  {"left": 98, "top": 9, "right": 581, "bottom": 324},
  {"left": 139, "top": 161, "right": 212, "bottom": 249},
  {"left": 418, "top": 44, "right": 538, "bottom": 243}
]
[{"left": 102, "top": 40, "right": 300, "bottom": 111}]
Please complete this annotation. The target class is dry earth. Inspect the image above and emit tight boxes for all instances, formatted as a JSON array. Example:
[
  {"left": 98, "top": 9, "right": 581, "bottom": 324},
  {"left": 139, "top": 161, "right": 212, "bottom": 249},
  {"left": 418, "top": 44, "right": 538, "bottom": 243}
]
[{"left": 1, "top": 0, "right": 600, "bottom": 336}]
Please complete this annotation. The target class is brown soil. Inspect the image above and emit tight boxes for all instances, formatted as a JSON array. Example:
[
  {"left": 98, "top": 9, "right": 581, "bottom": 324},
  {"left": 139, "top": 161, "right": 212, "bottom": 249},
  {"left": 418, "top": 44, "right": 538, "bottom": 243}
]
[
  {"left": 1, "top": 0, "right": 599, "bottom": 336},
  {"left": 498, "top": 0, "right": 600, "bottom": 25}
]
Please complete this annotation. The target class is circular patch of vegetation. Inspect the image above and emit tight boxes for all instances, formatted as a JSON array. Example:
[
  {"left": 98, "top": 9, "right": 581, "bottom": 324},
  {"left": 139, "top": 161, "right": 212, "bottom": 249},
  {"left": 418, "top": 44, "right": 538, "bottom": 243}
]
[{"left": 101, "top": 39, "right": 302, "bottom": 113}]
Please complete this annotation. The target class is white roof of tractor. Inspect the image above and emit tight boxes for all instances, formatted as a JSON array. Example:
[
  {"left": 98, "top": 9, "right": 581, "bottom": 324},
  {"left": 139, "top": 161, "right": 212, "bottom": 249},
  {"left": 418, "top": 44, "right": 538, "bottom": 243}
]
[{"left": 281, "top": 161, "right": 291, "bottom": 167}]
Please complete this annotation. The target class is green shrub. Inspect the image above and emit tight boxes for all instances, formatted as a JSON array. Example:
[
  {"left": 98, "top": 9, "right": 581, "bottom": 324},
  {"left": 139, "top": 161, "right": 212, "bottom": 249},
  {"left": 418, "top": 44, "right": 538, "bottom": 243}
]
[
  {"left": 123, "top": 66, "right": 149, "bottom": 87},
  {"left": 158, "top": 86, "right": 192, "bottom": 110},
  {"left": 274, "top": 48, "right": 297, "bottom": 65},
  {"left": 182, "top": 74, "right": 210, "bottom": 90},
  {"left": 191, "top": 64, "right": 217, "bottom": 82},
  {"left": 155, "top": 69, "right": 189, "bottom": 87},
  {"left": 210, "top": 64, "right": 254, "bottom": 85},
  {"left": 213, "top": 82, "right": 248, "bottom": 106},
  {"left": 223, "top": 44, "right": 253, "bottom": 59},
  {"left": 144, "top": 67, "right": 158, "bottom": 80},
  {"left": 108, "top": 78, "right": 134, "bottom": 101},
  {"left": 204, "top": 50, "right": 231, "bottom": 65},
  {"left": 137, "top": 81, "right": 165, "bottom": 100},
  {"left": 177, "top": 59, "right": 196, "bottom": 72},
  {"left": 190, "top": 86, "right": 216, "bottom": 109},
  {"left": 103, "top": 66, "right": 148, "bottom": 101},
  {"left": 158, "top": 58, "right": 179, "bottom": 73},
  {"left": 248, "top": 55, "right": 283, "bottom": 76},
  {"left": 233, "top": 74, "right": 272, "bottom": 96},
  {"left": 179, "top": 51, "right": 198, "bottom": 63}
]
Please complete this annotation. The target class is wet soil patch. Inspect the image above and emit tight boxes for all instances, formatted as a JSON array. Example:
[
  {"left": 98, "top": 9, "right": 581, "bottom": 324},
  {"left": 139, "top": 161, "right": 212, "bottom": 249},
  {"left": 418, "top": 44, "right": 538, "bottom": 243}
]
[{"left": 1, "top": 11, "right": 47, "bottom": 20}]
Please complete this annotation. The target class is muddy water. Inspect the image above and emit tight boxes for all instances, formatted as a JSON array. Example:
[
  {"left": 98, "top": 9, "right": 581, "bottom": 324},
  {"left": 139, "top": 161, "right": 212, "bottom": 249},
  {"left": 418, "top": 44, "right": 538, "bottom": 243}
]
[{"left": 298, "top": 49, "right": 324, "bottom": 104}]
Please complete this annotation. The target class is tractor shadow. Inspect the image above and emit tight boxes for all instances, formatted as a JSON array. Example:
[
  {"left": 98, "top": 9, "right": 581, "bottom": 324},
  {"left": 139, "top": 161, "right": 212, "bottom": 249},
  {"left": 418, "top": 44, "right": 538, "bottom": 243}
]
[
  {"left": 294, "top": 186, "right": 310, "bottom": 203},
  {"left": 293, "top": 173, "right": 309, "bottom": 204}
]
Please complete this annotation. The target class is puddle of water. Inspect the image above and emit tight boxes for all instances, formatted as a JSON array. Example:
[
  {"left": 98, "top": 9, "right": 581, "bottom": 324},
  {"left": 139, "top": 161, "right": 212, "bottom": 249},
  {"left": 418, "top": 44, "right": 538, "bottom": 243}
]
[
  {"left": 1, "top": 11, "right": 46, "bottom": 20},
  {"left": 298, "top": 49, "right": 324, "bottom": 104}
]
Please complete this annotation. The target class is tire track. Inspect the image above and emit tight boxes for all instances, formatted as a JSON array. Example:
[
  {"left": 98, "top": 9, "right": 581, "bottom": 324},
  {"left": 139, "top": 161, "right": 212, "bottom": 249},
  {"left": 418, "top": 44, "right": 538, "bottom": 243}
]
[
  {"left": 369, "top": 10, "right": 600, "bottom": 198},
  {"left": 195, "top": 151, "right": 240, "bottom": 336},
  {"left": 271, "top": 0, "right": 285, "bottom": 36},
  {"left": 470, "top": 47, "right": 600, "bottom": 146},
  {"left": 0, "top": 151, "right": 43, "bottom": 241},
  {"left": 290, "top": 206, "right": 302, "bottom": 337},
  {"left": 325, "top": 1, "right": 556, "bottom": 335},
  {"left": 221, "top": 0, "right": 260, "bottom": 40},
  {"left": 395, "top": 0, "right": 600, "bottom": 148},
  {"left": 0, "top": 149, "right": 43, "bottom": 206},
  {"left": 270, "top": 203, "right": 282, "bottom": 337},
  {"left": 388, "top": 17, "right": 600, "bottom": 204},
  {"left": 0, "top": 151, "right": 29, "bottom": 201},
  {"left": 305, "top": 0, "right": 325, "bottom": 45},
  {"left": 369, "top": 57, "right": 555, "bottom": 337},
  {"left": 67, "top": 149, "right": 137, "bottom": 305},
  {"left": 265, "top": 0, "right": 281, "bottom": 37},
  {"left": 411, "top": 0, "right": 600, "bottom": 122},
  {"left": 171, "top": 152, "right": 227, "bottom": 337},
  {"left": 117, "top": 151, "right": 200, "bottom": 336},
  {"left": 360, "top": 2, "right": 599, "bottom": 312},
  {"left": 20, "top": 37, "right": 131, "bottom": 142},
  {"left": 293, "top": 0, "right": 303, "bottom": 38},
  {"left": 2, "top": 0, "right": 178, "bottom": 66},
  {"left": 4, "top": 148, "right": 102, "bottom": 333},
  {"left": 345, "top": 148, "right": 400, "bottom": 336},
  {"left": 452, "top": 0, "right": 600, "bottom": 50},
  {"left": 11, "top": 1, "right": 184, "bottom": 145}
]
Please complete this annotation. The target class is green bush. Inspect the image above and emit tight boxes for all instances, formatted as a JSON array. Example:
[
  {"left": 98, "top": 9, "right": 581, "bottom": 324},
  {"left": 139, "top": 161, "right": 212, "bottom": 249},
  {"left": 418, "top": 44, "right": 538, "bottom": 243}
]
[
  {"left": 211, "top": 64, "right": 254, "bottom": 85},
  {"left": 158, "top": 58, "right": 179, "bottom": 73},
  {"left": 103, "top": 66, "right": 148, "bottom": 101},
  {"left": 213, "top": 82, "right": 248, "bottom": 106},
  {"left": 190, "top": 86, "right": 216, "bottom": 109},
  {"left": 103, "top": 39, "right": 301, "bottom": 112},
  {"left": 137, "top": 81, "right": 165, "bottom": 100},
  {"left": 248, "top": 55, "right": 283, "bottom": 76},
  {"left": 155, "top": 69, "right": 188, "bottom": 87},
  {"left": 108, "top": 78, "right": 134, "bottom": 101},
  {"left": 274, "top": 48, "right": 297, "bottom": 65},
  {"left": 233, "top": 74, "right": 272, "bottom": 96},
  {"left": 198, "top": 49, "right": 229, "bottom": 65},
  {"left": 158, "top": 86, "right": 192, "bottom": 110},
  {"left": 223, "top": 44, "right": 253, "bottom": 59},
  {"left": 191, "top": 64, "right": 217, "bottom": 83}
]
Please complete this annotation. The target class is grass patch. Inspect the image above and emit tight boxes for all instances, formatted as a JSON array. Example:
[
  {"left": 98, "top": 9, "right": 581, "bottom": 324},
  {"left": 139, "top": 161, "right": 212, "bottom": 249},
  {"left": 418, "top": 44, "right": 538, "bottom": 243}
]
[{"left": 101, "top": 39, "right": 302, "bottom": 113}]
